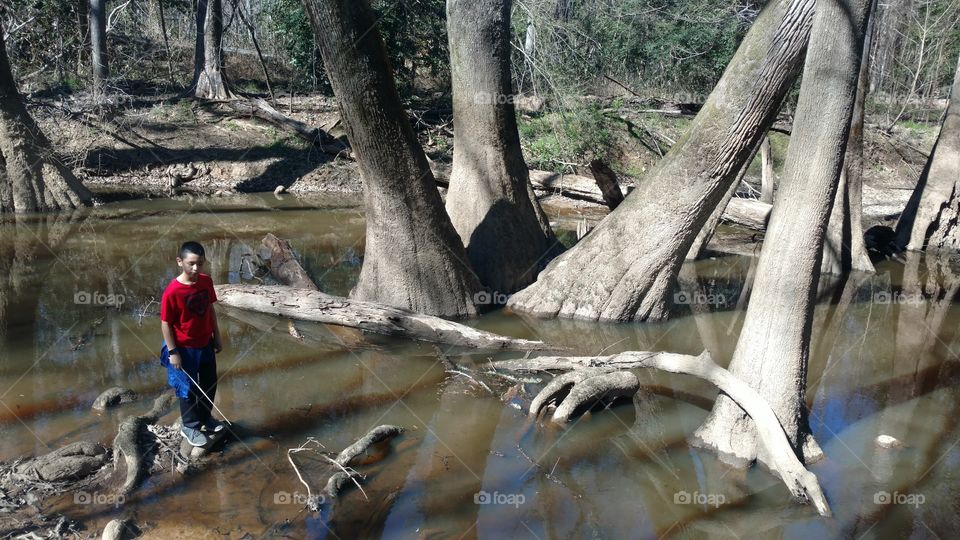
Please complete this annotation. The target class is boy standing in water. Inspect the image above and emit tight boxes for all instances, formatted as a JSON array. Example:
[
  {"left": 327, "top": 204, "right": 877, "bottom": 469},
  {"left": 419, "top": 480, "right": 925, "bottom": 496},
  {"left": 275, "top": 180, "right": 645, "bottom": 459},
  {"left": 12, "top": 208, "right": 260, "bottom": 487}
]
[{"left": 160, "top": 241, "right": 226, "bottom": 447}]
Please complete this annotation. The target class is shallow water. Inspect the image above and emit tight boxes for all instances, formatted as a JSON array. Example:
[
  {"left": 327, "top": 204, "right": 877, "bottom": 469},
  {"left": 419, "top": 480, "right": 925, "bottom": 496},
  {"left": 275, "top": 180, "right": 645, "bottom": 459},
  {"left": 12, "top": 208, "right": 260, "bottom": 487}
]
[{"left": 1, "top": 194, "right": 959, "bottom": 539}]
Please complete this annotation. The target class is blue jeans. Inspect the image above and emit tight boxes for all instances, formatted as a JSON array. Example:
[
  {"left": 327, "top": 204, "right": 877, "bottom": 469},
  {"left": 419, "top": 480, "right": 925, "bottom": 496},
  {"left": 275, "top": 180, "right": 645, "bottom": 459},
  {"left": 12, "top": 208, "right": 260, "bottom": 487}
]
[{"left": 160, "top": 342, "right": 217, "bottom": 429}]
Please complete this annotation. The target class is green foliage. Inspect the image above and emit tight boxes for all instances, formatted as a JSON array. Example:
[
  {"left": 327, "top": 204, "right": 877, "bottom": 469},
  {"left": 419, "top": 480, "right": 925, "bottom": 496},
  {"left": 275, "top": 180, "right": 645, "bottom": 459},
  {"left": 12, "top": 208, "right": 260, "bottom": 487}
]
[
  {"left": 512, "top": 0, "right": 760, "bottom": 98},
  {"left": 266, "top": 0, "right": 449, "bottom": 95},
  {"left": 266, "top": 0, "right": 330, "bottom": 92},
  {"left": 518, "top": 103, "right": 616, "bottom": 172}
]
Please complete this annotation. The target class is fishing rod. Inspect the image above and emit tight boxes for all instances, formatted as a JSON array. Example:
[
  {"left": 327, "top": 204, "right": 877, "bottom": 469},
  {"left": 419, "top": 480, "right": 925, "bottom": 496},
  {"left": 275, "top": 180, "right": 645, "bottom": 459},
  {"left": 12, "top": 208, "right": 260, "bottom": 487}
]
[{"left": 181, "top": 369, "right": 234, "bottom": 426}]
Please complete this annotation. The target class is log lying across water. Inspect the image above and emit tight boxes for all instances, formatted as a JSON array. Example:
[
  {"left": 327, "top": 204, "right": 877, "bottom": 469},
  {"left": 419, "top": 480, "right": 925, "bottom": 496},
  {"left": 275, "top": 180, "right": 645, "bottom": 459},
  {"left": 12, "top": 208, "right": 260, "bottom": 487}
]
[
  {"left": 528, "top": 169, "right": 772, "bottom": 231},
  {"left": 493, "top": 350, "right": 831, "bottom": 517},
  {"left": 215, "top": 284, "right": 552, "bottom": 351}
]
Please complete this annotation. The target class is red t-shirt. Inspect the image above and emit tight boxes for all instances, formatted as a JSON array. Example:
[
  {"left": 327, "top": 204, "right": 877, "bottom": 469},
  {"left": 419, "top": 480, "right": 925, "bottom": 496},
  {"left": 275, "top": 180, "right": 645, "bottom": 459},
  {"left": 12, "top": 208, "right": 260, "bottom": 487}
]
[{"left": 160, "top": 273, "right": 218, "bottom": 348}]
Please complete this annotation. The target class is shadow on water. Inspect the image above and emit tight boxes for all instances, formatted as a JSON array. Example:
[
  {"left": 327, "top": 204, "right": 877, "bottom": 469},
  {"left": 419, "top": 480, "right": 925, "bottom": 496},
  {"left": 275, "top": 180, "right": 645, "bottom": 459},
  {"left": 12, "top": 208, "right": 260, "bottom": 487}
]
[{"left": 1, "top": 198, "right": 959, "bottom": 538}]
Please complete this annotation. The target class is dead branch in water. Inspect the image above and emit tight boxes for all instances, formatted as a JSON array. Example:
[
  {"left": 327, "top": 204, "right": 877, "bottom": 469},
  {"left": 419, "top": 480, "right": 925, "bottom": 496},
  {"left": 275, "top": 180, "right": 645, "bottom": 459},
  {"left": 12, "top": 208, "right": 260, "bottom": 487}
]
[{"left": 493, "top": 350, "right": 832, "bottom": 517}]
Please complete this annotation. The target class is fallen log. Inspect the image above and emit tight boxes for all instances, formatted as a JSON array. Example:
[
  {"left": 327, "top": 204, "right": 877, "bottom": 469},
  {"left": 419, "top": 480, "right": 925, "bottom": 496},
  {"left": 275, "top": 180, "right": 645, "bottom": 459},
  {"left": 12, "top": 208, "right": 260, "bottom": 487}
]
[
  {"left": 528, "top": 169, "right": 771, "bottom": 232},
  {"left": 227, "top": 98, "right": 348, "bottom": 155},
  {"left": 214, "top": 284, "right": 553, "bottom": 351},
  {"left": 260, "top": 233, "right": 318, "bottom": 290},
  {"left": 528, "top": 169, "right": 628, "bottom": 205},
  {"left": 722, "top": 198, "right": 771, "bottom": 231},
  {"left": 495, "top": 350, "right": 831, "bottom": 517}
]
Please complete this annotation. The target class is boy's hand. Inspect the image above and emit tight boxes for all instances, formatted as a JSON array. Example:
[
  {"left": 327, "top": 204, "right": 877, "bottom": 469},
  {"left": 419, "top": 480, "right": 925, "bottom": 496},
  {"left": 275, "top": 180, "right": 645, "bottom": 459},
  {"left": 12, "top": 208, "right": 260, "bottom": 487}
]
[
  {"left": 213, "top": 340, "right": 222, "bottom": 353},
  {"left": 169, "top": 352, "right": 182, "bottom": 370}
]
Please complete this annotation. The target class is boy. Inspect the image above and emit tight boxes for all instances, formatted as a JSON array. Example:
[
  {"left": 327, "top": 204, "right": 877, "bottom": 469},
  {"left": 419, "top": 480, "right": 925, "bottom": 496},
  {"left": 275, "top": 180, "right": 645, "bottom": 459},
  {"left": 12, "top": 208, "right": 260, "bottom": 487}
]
[{"left": 160, "top": 241, "right": 225, "bottom": 447}]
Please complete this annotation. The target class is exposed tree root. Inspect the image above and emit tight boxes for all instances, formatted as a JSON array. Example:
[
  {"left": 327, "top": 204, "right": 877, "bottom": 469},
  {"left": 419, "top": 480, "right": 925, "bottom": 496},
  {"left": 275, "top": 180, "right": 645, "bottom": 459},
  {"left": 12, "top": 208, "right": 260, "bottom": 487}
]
[
  {"left": 528, "top": 369, "right": 610, "bottom": 419},
  {"left": 112, "top": 392, "right": 178, "bottom": 496},
  {"left": 91, "top": 387, "right": 138, "bottom": 411},
  {"left": 496, "top": 350, "right": 832, "bottom": 517},
  {"left": 286, "top": 425, "right": 404, "bottom": 513},
  {"left": 550, "top": 371, "right": 641, "bottom": 423}
]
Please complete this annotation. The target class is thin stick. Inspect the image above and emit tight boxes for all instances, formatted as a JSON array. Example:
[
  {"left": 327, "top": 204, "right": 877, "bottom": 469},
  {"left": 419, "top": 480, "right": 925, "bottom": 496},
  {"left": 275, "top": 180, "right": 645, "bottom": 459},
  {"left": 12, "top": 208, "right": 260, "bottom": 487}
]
[
  {"left": 321, "top": 455, "right": 368, "bottom": 501},
  {"left": 181, "top": 369, "right": 233, "bottom": 425}
]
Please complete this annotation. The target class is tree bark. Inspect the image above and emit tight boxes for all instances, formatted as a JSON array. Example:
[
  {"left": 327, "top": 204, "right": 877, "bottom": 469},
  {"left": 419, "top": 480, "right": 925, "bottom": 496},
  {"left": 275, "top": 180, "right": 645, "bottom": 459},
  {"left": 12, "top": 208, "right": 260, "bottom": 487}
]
[
  {"left": 686, "top": 139, "right": 763, "bottom": 260},
  {"left": 303, "top": 0, "right": 482, "bottom": 317},
  {"left": 588, "top": 159, "right": 625, "bottom": 210},
  {"left": 192, "top": 0, "right": 207, "bottom": 86},
  {"left": 894, "top": 53, "right": 960, "bottom": 253},
  {"left": 508, "top": 0, "right": 815, "bottom": 322},
  {"left": 443, "top": 0, "right": 559, "bottom": 296},
  {"left": 693, "top": 0, "right": 872, "bottom": 467},
  {"left": 89, "top": 0, "right": 109, "bottom": 99},
  {"left": 821, "top": 7, "right": 876, "bottom": 275},
  {"left": 192, "top": 0, "right": 233, "bottom": 99},
  {"left": 0, "top": 34, "right": 93, "bottom": 214}
]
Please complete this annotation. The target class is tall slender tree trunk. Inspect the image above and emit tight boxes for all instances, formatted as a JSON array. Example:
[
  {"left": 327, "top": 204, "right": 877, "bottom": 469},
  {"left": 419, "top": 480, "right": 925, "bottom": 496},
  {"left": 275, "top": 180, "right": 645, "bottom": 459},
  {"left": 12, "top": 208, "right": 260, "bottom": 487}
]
[
  {"left": 0, "top": 34, "right": 93, "bottom": 214},
  {"left": 192, "top": 0, "right": 207, "bottom": 86},
  {"left": 693, "top": 0, "right": 872, "bottom": 467},
  {"left": 444, "top": 0, "right": 559, "bottom": 296},
  {"left": 894, "top": 53, "right": 960, "bottom": 252},
  {"left": 302, "top": 0, "right": 481, "bottom": 317},
  {"left": 821, "top": 3, "right": 876, "bottom": 275},
  {"left": 89, "top": 0, "right": 109, "bottom": 99},
  {"left": 508, "top": 0, "right": 815, "bottom": 322},
  {"left": 193, "top": 0, "right": 233, "bottom": 99}
]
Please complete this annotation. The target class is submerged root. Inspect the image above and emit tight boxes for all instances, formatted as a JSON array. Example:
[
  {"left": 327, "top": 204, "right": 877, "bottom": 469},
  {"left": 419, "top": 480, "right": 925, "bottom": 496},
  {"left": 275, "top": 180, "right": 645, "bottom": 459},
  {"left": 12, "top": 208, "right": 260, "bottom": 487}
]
[{"left": 287, "top": 425, "right": 404, "bottom": 512}]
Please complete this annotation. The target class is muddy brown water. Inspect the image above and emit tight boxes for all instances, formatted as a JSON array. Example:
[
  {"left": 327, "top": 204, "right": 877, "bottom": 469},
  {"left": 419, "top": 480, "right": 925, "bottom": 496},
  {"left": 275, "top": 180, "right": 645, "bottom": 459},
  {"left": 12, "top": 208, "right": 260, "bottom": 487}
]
[{"left": 1, "top": 194, "right": 958, "bottom": 539}]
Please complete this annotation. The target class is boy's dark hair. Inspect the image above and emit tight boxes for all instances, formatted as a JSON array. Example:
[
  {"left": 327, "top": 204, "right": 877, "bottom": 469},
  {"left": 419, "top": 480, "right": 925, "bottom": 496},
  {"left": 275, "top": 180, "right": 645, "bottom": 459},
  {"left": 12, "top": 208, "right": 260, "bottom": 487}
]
[{"left": 179, "top": 241, "right": 205, "bottom": 259}]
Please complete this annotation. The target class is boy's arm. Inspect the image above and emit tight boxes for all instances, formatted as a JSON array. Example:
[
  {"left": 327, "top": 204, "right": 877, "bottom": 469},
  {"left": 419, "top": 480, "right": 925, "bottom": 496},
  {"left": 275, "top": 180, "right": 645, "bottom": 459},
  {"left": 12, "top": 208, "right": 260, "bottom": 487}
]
[
  {"left": 161, "top": 320, "right": 182, "bottom": 369},
  {"left": 211, "top": 304, "right": 223, "bottom": 353}
]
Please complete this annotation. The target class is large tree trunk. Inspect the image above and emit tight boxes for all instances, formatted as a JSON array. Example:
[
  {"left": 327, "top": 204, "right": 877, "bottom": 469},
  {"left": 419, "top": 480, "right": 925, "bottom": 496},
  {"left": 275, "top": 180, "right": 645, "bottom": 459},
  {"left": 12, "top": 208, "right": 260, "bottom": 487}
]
[
  {"left": 821, "top": 6, "right": 876, "bottom": 275},
  {"left": 894, "top": 53, "right": 960, "bottom": 252},
  {"left": 192, "top": 0, "right": 233, "bottom": 99},
  {"left": 444, "top": 0, "right": 560, "bottom": 296},
  {"left": 302, "top": 0, "right": 481, "bottom": 317},
  {"left": 0, "top": 34, "right": 93, "bottom": 213},
  {"left": 693, "top": 0, "right": 872, "bottom": 467},
  {"left": 89, "top": 0, "right": 109, "bottom": 99},
  {"left": 507, "top": 0, "right": 815, "bottom": 322}
]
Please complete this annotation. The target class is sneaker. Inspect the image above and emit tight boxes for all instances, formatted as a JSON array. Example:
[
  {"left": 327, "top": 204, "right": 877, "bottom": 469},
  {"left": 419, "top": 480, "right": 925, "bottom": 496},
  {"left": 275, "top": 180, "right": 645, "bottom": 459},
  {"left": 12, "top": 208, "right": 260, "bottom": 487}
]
[
  {"left": 201, "top": 418, "right": 226, "bottom": 433},
  {"left": 181, "top": 425, "right": 209, "bottom": 447}
]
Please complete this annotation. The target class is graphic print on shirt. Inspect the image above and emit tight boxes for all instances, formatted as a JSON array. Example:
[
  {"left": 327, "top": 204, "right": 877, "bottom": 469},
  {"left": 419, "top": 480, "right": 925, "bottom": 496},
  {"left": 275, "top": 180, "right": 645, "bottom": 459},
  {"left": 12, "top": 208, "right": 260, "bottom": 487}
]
[{"left": 185, "top": 288, "right": 210, "bottom": 317}]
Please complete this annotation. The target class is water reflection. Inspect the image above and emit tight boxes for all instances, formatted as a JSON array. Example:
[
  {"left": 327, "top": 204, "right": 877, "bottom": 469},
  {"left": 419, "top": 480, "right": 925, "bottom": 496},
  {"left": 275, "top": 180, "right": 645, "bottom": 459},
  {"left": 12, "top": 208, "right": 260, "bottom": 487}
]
[{"left": 0, "top": 197, "right": 958, "bottom": 538}]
